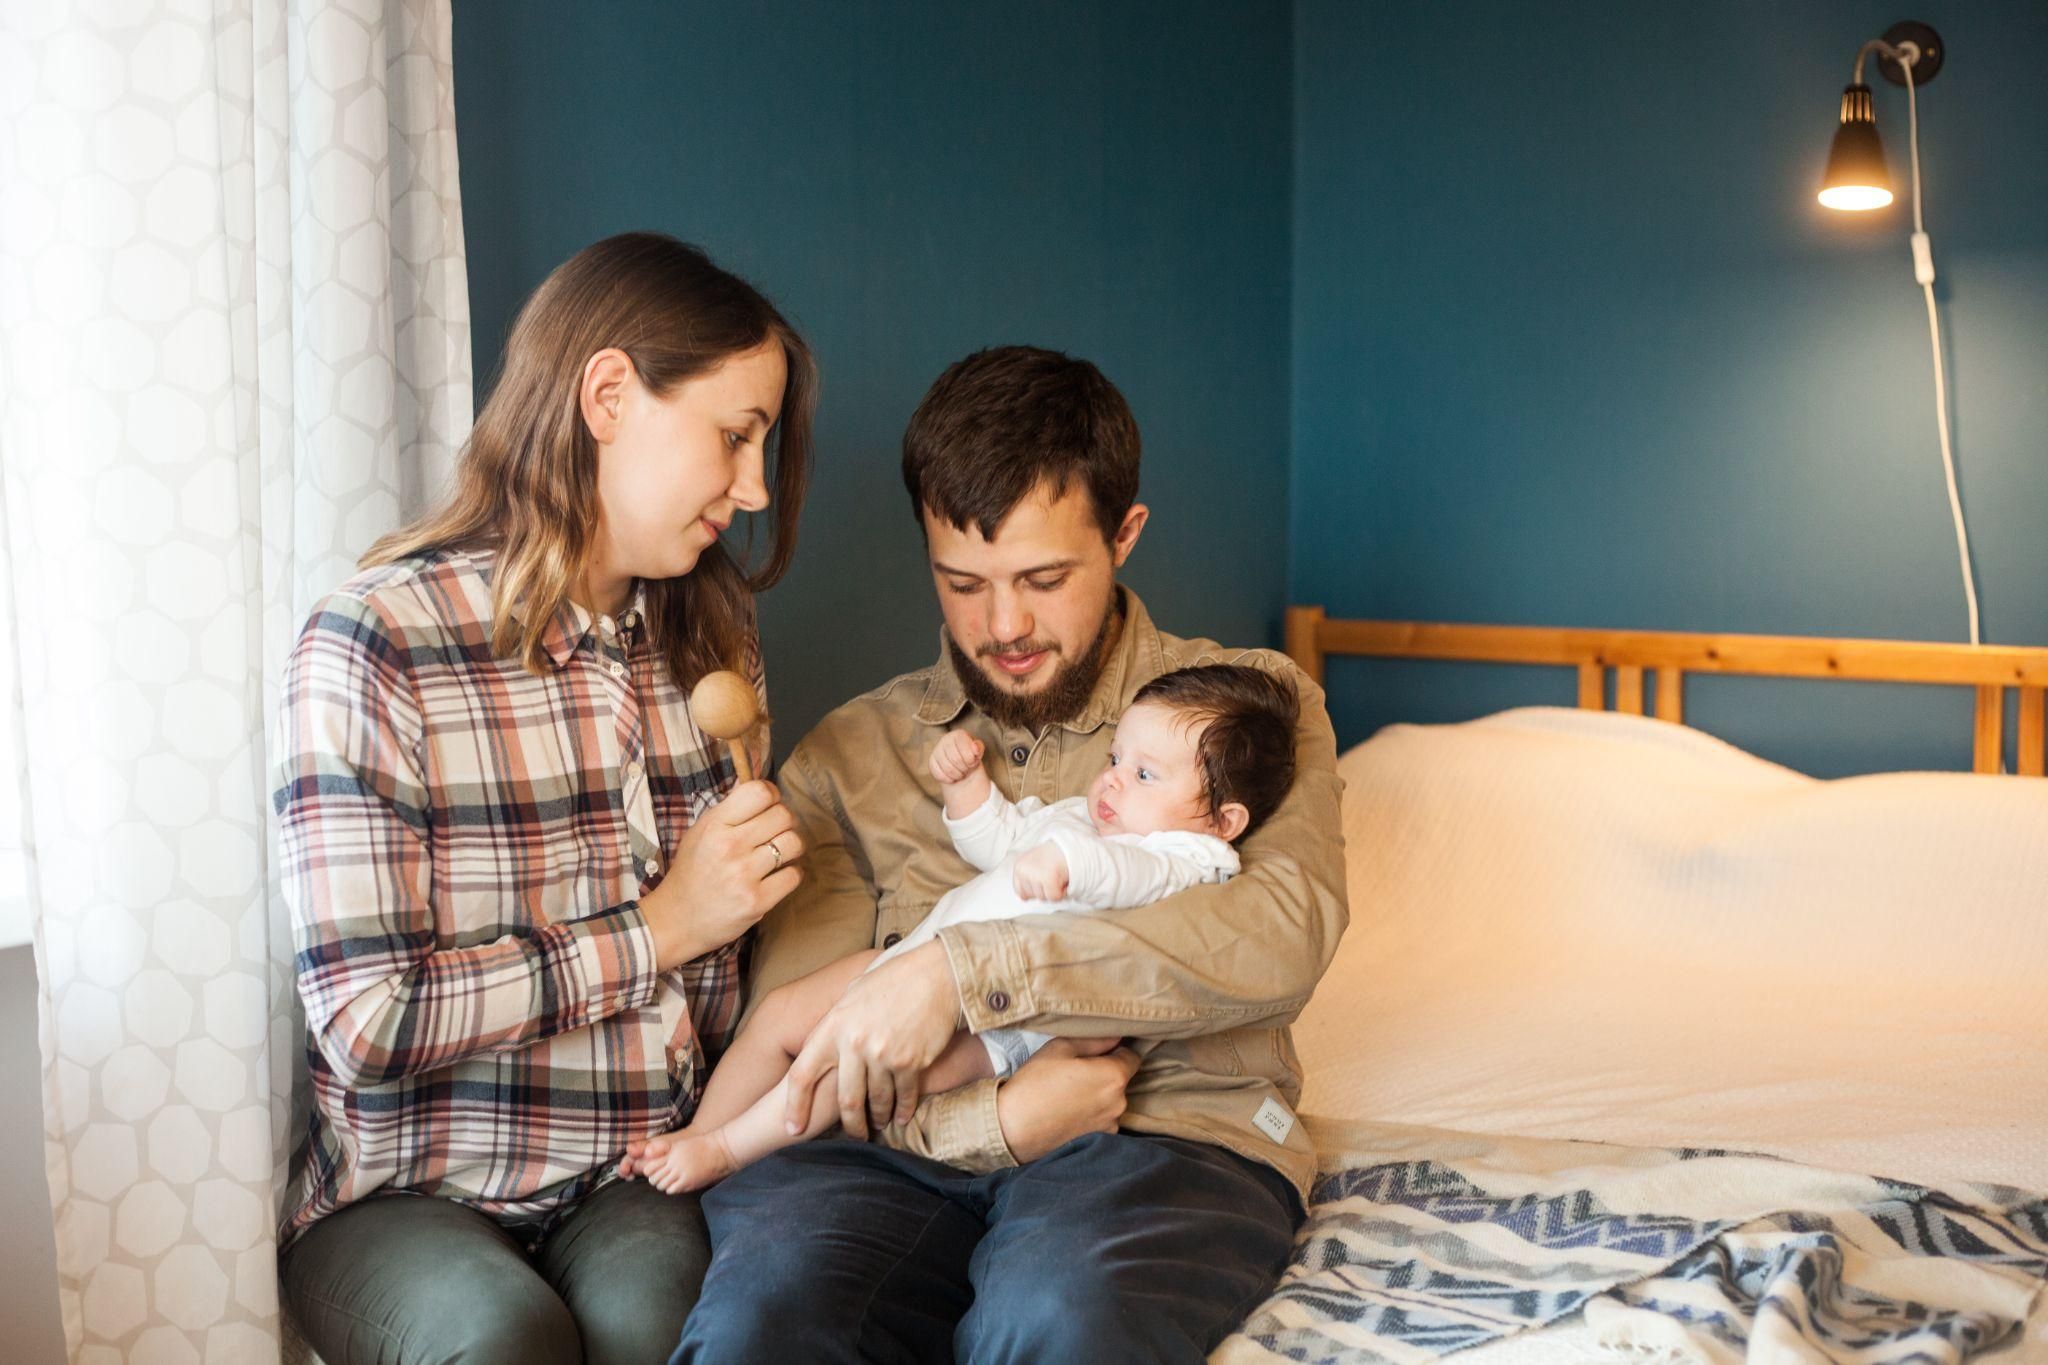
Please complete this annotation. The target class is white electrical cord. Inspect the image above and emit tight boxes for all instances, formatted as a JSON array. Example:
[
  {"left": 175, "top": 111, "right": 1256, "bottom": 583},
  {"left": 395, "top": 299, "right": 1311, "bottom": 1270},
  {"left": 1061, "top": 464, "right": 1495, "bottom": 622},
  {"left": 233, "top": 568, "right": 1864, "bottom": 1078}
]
[
  {"left": 1897, "top": 56, "right": 1982, "bottom": 648},
  {"left": 1864, "top": 40, "right": 1982, "bottom": 646}
]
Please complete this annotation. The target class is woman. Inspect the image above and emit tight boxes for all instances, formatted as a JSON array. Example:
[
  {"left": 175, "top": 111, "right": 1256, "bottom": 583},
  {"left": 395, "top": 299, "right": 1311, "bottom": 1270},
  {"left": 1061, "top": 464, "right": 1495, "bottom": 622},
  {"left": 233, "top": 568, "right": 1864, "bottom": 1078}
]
[{"left": 273, "top": 233, "right": 815, "bottom": 1365}]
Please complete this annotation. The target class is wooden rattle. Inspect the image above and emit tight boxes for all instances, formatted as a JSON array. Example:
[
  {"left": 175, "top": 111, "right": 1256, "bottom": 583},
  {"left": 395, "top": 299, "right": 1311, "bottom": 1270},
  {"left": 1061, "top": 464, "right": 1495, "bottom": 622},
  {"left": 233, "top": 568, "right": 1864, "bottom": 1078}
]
[{"left": 690, "top": 669, "right": 762, "bottom": 785}]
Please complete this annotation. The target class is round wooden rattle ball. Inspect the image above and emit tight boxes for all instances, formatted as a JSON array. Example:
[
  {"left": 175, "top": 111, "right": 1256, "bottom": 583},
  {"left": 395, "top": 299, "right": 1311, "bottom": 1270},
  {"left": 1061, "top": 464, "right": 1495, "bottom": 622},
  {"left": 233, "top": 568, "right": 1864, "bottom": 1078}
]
[{"left": 690, "top": 670, "right": 761, "bottom": 784}]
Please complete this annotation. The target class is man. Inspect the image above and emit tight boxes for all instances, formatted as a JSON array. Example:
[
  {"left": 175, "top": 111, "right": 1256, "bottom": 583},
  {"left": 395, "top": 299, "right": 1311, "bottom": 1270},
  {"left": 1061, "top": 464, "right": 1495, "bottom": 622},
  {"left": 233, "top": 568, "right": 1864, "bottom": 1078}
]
[{"left": 674, "top": 347, "right": 1347, "bottom": 1363}]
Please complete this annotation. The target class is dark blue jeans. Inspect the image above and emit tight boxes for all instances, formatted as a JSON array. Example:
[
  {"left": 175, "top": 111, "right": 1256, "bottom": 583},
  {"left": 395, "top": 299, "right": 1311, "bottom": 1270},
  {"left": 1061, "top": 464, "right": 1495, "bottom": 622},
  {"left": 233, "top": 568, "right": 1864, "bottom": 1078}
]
[{"left": 673, "top": 1132, "right": 1303, "bottom": 1364}]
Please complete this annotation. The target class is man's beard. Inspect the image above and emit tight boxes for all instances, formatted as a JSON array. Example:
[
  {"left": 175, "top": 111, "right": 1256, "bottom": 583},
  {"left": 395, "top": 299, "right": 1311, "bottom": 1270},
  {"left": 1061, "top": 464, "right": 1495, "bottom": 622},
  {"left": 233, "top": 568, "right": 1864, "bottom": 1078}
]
[{"left": 948, "top": 592, "right": 1123, "bottom": 732}]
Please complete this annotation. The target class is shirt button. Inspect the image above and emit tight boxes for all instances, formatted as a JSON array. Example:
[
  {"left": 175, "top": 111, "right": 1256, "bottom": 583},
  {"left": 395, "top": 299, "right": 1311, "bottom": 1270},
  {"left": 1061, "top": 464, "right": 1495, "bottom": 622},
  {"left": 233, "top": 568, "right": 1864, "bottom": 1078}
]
[
  {"left": 1009, "top": 746, "right": 1028, "bottom": 765},
  {"left": 609, "top": 661, "right": 626, "bottom": 679},
  {"left": 986, "top": 990, "right": 1009, "bottom": 1012},
  {"left": 644, "top": 858, "right": 660, "bottom": 877},
  {"left": 882, "top": 932, "right": 902, "bottom": 948}
]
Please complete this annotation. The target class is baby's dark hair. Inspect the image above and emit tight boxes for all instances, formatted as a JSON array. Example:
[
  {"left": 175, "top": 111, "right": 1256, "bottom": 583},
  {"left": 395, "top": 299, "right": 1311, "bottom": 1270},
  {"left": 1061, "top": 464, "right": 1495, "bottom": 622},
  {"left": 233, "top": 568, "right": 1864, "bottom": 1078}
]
[{"left": 1129, "top": 663, "right": 1299, "bottom": 840}]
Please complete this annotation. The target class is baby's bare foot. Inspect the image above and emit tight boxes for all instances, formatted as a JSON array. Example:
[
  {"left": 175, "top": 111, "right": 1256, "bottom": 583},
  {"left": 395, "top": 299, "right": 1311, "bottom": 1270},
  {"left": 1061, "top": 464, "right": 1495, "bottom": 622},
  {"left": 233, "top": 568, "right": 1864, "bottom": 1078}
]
[
  {"left": 617, "top": 1132, "right": 674, "bottom": 1180},
  {"left": 648, "top": 1129, "right": 741, "bottom": 1194}
]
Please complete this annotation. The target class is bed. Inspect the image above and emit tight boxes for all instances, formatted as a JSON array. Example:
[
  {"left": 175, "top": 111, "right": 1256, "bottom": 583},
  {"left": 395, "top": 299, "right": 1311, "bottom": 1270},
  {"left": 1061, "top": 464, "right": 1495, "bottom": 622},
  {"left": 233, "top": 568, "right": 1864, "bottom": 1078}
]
[{"left": 1213, "top": 612, "right": 2048, "bottom": 1364}]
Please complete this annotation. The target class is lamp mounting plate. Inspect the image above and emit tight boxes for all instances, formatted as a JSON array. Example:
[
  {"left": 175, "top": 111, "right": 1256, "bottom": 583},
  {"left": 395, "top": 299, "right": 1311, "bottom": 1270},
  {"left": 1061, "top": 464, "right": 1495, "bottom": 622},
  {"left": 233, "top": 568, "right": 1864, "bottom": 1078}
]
[{"left": 1877, "top": 21, "right": 1944, "bottom": 86}]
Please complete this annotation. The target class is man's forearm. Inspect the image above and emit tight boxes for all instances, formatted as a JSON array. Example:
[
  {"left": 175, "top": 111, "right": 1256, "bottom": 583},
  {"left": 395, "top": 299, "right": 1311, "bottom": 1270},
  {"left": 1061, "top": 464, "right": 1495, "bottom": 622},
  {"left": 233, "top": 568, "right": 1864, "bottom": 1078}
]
[
  {"left": 935, "top": 683, "right": 1346, "bottom": 1041},
  {"left": 878, "top": 1077, "right": 1015, "bottom": 1171},
  {"left": 935, "top": 872, "right": 1337, "bottom": 1039}
]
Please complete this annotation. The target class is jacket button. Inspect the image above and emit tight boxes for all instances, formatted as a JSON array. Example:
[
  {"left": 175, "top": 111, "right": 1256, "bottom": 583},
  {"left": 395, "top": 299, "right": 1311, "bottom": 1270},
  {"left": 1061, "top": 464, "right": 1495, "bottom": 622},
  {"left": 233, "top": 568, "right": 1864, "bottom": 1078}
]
[
  {"left": 1009, "top": 745, "right": 1028, "bottom": 765},
  {"left": 986, "top": 990, "right": 1009, "bottom": 1012},
  {"left": 882, "top": 932, "right": 902, "bottom": 948}
]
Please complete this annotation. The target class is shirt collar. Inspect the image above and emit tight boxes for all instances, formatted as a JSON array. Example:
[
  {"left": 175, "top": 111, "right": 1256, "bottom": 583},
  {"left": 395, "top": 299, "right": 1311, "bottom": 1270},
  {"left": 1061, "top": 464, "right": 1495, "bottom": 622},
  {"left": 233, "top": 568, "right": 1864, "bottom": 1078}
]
[
  {"left": 915, "top": 585, "right": 1162, "bottom": 732},
  {"left": 475, "top": 549, "right": 648, "bottom": 672},
  {"left": 915, "top": 649, "right": 969, "bottom": 726},
  {"left": 537, "top": 599, "right": 591, "bottom": 670}
]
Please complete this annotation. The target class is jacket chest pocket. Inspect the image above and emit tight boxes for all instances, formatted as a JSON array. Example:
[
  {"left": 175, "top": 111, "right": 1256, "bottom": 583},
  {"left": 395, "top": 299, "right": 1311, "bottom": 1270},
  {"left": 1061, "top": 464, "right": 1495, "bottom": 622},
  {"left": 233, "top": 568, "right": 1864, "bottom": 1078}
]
[{"left": 874, "top": 894, "right": 936, "bottom": 950}]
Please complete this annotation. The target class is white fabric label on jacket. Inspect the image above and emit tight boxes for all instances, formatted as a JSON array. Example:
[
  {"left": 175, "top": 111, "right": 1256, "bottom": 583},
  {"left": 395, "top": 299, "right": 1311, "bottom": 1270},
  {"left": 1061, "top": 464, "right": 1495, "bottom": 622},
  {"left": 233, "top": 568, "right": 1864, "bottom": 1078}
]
[{"left": 1252, "top": 1096, "right": 1296, "bottom": 1144}]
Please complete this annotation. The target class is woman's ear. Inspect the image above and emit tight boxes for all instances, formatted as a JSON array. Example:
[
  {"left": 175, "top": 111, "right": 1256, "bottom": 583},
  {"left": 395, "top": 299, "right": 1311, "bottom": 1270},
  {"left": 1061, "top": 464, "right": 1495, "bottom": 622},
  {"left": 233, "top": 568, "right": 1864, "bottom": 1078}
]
[
  {"left": 1212, "top": 801, "right": 1250, "bottom": 843},
  {"left": 580, "top": 348, "right": 634, "bottom": 443}
]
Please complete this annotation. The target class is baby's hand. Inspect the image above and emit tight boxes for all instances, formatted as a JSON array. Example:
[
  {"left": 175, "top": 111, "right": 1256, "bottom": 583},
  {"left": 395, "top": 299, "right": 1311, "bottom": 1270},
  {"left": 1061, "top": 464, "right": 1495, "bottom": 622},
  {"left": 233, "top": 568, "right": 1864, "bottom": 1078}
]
[
  {"left": 1013, "top": 844, "right": 1070, "bottom": 901},
  {"left": 929, "top": 730, "right": 986, "bottom": 786}
]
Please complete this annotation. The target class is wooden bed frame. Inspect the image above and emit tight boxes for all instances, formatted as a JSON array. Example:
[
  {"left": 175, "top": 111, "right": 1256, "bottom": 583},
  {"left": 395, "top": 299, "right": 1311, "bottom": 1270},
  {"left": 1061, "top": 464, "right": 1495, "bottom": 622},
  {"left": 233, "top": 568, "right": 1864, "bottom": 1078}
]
[{"left": 1283, "top": 607, "right": 2048, "bottom": 777}]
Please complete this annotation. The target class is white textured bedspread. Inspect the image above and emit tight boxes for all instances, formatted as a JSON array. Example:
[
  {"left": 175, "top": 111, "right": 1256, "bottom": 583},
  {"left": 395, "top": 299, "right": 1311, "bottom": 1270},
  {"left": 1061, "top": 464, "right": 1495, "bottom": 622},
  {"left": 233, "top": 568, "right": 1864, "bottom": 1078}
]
[{"left": 1295, "top": 707, "right": 2048, "bottom": 1196}]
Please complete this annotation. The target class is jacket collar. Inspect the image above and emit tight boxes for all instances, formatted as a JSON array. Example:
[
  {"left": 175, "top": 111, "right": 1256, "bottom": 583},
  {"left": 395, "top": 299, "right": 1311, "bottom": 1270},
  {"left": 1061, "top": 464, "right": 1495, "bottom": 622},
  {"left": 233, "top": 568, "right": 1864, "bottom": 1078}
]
[{"left": 915, "top": 585, "right": 1163, "bottom": 733}]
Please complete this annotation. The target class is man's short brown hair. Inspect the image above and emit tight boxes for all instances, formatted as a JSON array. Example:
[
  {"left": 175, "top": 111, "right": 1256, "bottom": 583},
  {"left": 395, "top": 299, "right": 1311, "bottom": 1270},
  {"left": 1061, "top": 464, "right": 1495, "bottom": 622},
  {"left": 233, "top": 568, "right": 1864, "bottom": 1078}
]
[
  {"left": 1130, "top": 664, "right": 1300, "bottom": 840},
  {"left": 902, "top": 346, "right": 1140, "bottom": 543}
]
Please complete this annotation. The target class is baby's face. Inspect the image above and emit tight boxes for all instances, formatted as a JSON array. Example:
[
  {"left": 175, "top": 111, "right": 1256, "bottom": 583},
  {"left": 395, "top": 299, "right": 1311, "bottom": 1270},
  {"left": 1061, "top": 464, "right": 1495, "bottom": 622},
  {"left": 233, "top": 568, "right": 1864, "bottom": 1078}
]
[{"left": 1086, "top": 701, "right": 1213, "bottom": 837}]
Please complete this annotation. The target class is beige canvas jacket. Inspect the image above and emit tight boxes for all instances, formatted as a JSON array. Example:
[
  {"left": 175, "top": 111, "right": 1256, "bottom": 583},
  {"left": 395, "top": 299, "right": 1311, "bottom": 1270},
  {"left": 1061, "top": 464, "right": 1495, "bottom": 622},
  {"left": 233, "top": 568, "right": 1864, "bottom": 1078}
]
[{"left": 746, "top": 587, "right": 1348, "bottom": 1202}]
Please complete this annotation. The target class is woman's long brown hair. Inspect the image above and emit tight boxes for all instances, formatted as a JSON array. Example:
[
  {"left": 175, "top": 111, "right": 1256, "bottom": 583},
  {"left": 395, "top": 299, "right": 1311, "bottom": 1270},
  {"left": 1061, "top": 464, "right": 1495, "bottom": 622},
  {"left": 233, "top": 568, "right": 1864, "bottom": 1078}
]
[{"left": 365, "top": 233, "right": 816, "bottom": 688}]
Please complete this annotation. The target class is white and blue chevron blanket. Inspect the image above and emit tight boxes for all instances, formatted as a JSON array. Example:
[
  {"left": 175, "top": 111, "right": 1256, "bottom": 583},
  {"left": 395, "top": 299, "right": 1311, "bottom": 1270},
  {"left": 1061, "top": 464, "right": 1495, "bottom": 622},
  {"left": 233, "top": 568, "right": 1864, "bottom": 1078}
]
[{"left": 1215, "top": 1119, "right": 2047, "bottom": 1365}]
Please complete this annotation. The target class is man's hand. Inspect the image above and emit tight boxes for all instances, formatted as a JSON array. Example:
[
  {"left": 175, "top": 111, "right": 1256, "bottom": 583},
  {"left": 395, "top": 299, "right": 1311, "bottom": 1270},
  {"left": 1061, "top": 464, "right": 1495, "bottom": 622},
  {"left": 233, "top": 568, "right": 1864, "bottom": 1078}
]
[
  {"left": 1011, "top": 843, "right": 1069, "bottom": 901},
  {"left": 784, "top": 940, "right": 961, "bottom": 1139},
  {"left": 996, "top": 1037, "right": 1141, "bottom": 1163}
]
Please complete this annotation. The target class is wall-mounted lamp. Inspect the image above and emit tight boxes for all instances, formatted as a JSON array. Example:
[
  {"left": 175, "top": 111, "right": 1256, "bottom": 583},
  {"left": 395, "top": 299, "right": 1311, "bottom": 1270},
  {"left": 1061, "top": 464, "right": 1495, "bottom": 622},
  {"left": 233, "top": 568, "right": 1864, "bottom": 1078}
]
[
  {"left": 1818, "top": 22, "right": 1980, "bottom": 648},
  {"left": 1819, "top": 87, "right": 1895, "bottom": 211},
  {"left": 1819, "top": 22, "right": 1943, "bottom": 211}
]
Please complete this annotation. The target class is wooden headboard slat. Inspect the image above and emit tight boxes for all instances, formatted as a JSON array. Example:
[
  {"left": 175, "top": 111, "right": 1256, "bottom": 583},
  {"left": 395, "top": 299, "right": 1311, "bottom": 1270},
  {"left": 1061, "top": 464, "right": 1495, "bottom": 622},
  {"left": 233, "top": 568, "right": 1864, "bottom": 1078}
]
[
  {"left": 1286, "top": 607, "right": 2048, "bottom": 777},
  {"left": 1975, "top": 687, "right": 2006, "bottom": 775},
  {"left": 2020, "top": 689, "right": 2046, "bottom": 778},
  {"left": 1654, "top": 668, "right": 1685, "bottom": 725},
  {"left": 1575, "top": 663, "right": 1602, "bottom": 710}
]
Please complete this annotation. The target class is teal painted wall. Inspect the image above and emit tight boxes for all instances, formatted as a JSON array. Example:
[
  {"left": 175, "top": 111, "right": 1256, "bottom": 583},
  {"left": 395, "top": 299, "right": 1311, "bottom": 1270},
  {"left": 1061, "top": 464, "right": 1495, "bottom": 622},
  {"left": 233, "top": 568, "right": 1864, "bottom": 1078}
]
[
  {"left": 1292, "top": 1, "right": 2048, "bottom": 775},
  {"left": 456, "top": 2, "right": 2047, "bottom": 778},
  {"left": 454, "top": 2, "right": 1296, "bottom": 753}
]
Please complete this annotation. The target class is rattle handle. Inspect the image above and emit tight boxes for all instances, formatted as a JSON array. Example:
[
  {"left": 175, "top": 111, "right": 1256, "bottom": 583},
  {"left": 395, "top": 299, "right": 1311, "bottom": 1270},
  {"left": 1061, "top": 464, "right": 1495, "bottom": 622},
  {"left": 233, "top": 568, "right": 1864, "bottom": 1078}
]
[{"left": 729, "top": 740, "right": 755, "bottom": 786}]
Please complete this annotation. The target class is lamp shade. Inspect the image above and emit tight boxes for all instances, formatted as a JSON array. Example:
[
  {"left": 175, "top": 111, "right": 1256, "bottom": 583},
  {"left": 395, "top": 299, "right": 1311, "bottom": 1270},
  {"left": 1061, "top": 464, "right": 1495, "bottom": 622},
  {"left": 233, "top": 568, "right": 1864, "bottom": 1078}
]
[{"left": 1819, "top": 84, "right": 1893, "bottom": 210}]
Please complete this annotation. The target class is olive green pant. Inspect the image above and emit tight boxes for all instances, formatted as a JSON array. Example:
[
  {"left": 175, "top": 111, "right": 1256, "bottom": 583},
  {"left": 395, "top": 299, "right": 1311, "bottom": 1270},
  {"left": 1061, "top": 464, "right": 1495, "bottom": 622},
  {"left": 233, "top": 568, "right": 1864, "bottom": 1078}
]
[{"left": 280, "top": 1178, "right": 710, "bottom": 1365}]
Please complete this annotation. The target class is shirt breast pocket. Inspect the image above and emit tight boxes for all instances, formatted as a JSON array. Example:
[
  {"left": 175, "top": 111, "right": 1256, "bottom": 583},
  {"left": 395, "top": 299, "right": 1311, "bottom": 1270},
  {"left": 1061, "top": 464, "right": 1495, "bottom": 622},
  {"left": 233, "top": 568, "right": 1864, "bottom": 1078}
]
[
  {"left": 874, "top": 894, "right": 935, "bottom": 951},
  {"left": 531, "top": 833, "right": 601, "bottom": 925}
]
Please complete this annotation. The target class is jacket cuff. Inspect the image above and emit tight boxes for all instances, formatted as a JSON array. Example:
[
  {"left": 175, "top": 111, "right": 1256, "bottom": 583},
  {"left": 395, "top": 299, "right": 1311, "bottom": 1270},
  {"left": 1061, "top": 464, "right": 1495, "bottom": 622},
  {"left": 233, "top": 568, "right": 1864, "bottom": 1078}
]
[
  {"left": 879, "top": 1078, "right": 1016, "bottom": 1172},
  {"left": 937, "top": 920, "right": 1036, "bottom": 1032}
]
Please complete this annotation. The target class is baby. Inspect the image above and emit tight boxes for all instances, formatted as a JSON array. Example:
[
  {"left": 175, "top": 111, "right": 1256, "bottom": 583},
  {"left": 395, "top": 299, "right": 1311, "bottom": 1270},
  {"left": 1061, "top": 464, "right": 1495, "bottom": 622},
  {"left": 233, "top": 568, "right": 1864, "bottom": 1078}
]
[{"left": 622, "top": 662, "right": 1299, "bottom": 1193}]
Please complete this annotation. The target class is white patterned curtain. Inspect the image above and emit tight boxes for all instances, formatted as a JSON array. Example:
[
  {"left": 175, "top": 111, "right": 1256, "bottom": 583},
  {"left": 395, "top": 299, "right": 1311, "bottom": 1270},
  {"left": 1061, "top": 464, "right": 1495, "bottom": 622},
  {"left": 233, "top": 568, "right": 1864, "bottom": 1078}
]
[{"left": 0, "top": 0, "right": 471, "bottom": 1358}]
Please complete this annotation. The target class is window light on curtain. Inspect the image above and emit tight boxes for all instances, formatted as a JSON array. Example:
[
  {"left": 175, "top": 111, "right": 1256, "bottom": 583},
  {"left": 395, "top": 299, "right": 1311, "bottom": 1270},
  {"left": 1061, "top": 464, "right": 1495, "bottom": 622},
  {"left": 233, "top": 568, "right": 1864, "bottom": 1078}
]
[{"left": 0, "top": 1, "right": 472, "bottom": 1358}]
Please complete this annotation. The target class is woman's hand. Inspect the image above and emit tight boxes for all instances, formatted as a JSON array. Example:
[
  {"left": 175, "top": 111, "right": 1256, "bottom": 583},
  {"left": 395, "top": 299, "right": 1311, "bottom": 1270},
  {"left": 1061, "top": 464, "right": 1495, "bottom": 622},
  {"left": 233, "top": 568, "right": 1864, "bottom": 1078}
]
[
  {"left": 995, "top": 1037, "right": 1140, "bottom": 1162},
  {"left": 783, "top": 941, "right": 960, "bottom": 1139},
  {"left": 640, "top": 779, "right": 803, "bottom": 969}
]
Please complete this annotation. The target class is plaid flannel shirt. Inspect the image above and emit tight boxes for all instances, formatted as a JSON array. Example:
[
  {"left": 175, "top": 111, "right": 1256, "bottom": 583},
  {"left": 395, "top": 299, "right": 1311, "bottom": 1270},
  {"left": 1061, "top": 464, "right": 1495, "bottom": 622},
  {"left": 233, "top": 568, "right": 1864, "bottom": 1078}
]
[{"left": 273, "top": 547, "right": 760, "bottom": 1243}]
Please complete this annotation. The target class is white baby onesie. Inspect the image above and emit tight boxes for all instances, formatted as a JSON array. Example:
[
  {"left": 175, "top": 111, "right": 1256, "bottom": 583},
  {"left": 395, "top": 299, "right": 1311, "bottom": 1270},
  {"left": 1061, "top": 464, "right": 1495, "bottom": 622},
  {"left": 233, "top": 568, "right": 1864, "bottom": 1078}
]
[{"left": 870, "top": 788, "right": 1240, "bottom": 1077}]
